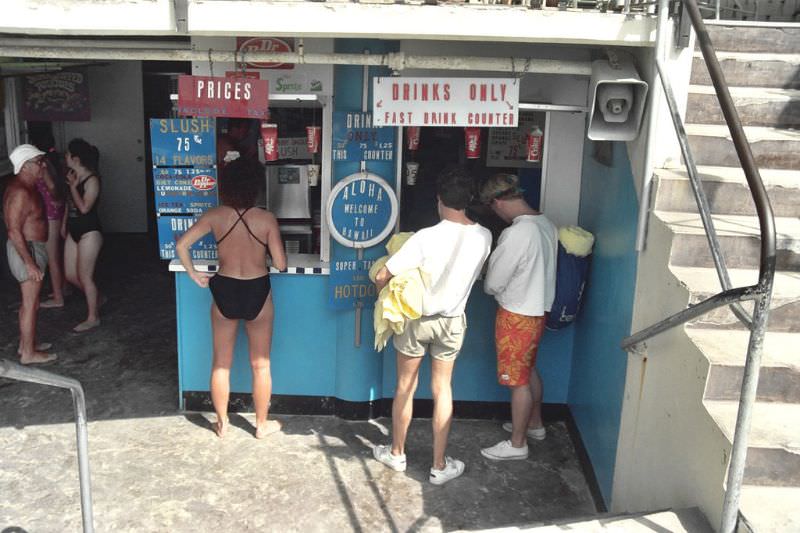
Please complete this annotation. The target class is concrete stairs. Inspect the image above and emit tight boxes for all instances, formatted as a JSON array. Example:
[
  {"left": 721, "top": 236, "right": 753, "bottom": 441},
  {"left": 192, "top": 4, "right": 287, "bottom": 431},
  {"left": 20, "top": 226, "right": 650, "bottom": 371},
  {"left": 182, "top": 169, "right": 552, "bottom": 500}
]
[{"left": 652, "top": 22, "right": 800, "bottom": 532}]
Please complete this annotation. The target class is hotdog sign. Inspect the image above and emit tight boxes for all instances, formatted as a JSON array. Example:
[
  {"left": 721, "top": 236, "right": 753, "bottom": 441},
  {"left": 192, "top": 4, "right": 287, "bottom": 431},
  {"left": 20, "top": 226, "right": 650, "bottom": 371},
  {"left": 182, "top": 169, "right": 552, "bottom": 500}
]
[{"left": 373, "top": 77, "right": 519, "bottom": 127}]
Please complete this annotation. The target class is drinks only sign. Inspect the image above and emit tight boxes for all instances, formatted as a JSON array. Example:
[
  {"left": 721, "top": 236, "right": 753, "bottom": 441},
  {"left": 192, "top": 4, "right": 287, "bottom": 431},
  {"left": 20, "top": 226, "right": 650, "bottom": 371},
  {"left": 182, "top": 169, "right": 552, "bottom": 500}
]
[{"left": 373, "top": 77, "right": 519, "bottom": 128}]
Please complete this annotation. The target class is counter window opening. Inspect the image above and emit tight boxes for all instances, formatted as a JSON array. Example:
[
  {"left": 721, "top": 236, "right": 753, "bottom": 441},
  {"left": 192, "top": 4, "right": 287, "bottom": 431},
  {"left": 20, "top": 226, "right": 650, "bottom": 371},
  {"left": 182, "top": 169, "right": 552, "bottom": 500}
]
[
  {"left": 217, "top": 97, "right": 330, "bottom": 260},
  {"left": 397, "top": 110, "right": 548, "bottom": 239}
]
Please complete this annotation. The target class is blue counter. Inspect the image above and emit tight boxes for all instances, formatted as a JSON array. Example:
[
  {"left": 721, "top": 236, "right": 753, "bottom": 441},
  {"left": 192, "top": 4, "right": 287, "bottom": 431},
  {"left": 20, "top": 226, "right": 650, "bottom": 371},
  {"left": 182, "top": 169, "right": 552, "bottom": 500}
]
[{"left": 175, "top": 271, "right": 574, "bottom": 415}]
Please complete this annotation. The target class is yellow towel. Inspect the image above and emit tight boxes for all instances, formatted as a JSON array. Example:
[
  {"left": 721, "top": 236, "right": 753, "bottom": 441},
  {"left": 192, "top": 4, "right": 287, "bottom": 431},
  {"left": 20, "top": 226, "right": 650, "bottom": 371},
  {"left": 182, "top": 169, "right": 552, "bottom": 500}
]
[
  {"left": 374, "top": 269, "right": 424, "bottom": 351},
  {"left": 559, "top": 226, "right": 594, "bottom": 257},
  {"left": 386, "top": 232, "right": 414, "bottom": 256}
]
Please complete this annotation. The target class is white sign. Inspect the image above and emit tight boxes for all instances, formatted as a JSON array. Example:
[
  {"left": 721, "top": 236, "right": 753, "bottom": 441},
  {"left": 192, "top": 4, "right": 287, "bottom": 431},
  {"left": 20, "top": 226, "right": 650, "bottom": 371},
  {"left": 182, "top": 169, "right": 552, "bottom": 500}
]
[
  {"left": 487, "top": 111, "right": 545, "bottom": 168},
  {"left": 373, "top": 77, "right": 519, "bottom": 128}
]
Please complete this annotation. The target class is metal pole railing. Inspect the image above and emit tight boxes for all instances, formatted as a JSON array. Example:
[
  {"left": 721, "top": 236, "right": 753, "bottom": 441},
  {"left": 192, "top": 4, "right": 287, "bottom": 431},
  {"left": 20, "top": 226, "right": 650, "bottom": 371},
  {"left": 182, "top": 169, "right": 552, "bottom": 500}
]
[
  {"left": 681, "top": 3, "right": 777, "bottom": 532},
  {"left": 0, "top": 359, "right": 95, "bottom": 533}
]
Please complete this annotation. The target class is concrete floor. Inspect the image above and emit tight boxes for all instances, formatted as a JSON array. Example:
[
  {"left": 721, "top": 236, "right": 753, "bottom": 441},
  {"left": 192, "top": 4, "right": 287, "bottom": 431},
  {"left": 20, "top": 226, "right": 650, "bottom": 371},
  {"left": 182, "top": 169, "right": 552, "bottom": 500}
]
[{"left": 0, "top": 235, "right": 597, "bottom": 532}]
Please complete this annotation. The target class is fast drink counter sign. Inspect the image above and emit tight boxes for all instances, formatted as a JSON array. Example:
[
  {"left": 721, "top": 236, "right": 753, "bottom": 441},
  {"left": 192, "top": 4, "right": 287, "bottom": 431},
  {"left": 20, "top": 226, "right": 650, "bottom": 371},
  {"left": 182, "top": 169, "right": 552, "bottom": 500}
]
[
  {"left": 373, "top": 77, "right": 519, "bottom": 127},
  {"left": 154, "top": 168, "right": 219, "bottom": 215},
  {"left": 327, "top": 172, "right": 398, "bottom": 249},
  {"left": 150, "top": 118, "right": 216, "bottom": 167}
]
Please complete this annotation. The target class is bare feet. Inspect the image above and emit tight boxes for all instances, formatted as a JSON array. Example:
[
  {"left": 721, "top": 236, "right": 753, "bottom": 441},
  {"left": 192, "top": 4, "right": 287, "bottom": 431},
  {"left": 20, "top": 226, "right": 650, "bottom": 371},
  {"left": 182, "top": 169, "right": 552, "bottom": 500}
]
[
  {"left": 255, "top": 419, "right": 283, "bottom": 439},
  {"left": 18, "top": 342, "right": 52, "bottom": 355},
  {"left": 214, "top": 417, "right": 229, "bottom": 438},
  {"left": 73, "top": 319, "right": 100, "bottom": 333},
  {"left": 40, "top": 298, "right": 65, "bottom": 309},
  {"left": 20, "top": 351, "right": 58, "bottom": 365}
]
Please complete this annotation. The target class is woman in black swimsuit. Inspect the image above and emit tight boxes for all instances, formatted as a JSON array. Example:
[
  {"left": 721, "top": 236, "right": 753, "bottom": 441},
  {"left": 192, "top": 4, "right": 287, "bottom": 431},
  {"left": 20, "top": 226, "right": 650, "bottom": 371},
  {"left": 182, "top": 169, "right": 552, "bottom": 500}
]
[
  {"left": 62, "top": 138, "right": 103, "bottom": 332},
  {"left": 177, "top": 157, "right": 287, "bottom": 439}
]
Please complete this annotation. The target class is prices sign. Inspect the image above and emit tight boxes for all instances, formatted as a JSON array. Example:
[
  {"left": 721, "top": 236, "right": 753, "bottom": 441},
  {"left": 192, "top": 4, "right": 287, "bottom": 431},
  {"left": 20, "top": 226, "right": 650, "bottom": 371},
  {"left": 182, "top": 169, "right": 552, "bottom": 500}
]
[
  {"left": 373, "top": 77, "right": 519, "bottom": 127},
  {"left": 153, "top": 167, "right": 219, "bottom": 215},
  {"left": 177, "top": 75, "right": 269, "bottom": 119},
  {"left": 150, "top": 118, "right": 216, "bottom": 167}
]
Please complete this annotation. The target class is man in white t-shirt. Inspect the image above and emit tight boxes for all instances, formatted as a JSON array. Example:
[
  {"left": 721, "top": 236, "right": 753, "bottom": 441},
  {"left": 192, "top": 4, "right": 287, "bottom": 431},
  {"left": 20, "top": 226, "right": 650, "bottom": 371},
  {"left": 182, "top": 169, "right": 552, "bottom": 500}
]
[
  {"left": 372, "top": 166, "right": 491, "bottom": 485},
  {"left": 479, "top": 173, "right": 557, "bottom": 461}
]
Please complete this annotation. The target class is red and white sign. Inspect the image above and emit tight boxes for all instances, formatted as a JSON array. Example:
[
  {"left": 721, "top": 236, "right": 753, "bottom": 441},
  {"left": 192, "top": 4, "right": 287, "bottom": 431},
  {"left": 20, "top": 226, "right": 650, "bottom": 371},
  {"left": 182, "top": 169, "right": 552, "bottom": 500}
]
[
  {"left": 465, "top": 127, "right": 482, "bottom": 159},
  {"left": 260, "top": 123, "right": 279, "bottom": 161},
  {"left": 191, "top": 174, "right": 217, "bottom": 191},
  {"left": 225, "top": 70, "right": 261, "bottom": 80},
  {"left": 177, "top": 75, "right": 269, "bottom": 119},
  {"left": 236, "top": 37, "right": 294, "bottom": 70},
  {"left": 373, "top": 77, "right": 519, "bottom": 128}
]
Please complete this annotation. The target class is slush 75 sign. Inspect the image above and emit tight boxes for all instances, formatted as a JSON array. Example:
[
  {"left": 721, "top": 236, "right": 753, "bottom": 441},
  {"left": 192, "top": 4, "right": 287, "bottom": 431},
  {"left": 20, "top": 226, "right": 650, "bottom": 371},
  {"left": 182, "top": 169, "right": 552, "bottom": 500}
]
[{"left": 177, "top": 75, "right": 269, "bottom": 119}]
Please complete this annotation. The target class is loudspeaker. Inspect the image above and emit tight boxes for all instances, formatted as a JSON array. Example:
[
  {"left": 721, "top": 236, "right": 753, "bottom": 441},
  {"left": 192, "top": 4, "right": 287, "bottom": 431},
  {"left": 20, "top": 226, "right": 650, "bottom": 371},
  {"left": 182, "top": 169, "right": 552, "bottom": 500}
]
[{"left": 587, "top": 52, "right": 649, "bottom": 141}]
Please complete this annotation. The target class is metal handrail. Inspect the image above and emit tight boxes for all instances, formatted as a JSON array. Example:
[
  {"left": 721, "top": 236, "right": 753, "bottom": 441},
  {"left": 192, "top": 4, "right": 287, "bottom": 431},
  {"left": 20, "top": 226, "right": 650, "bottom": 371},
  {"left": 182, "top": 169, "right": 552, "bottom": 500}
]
[
  {"left": 621, "top": 1, "right": 777, "bottom": 532},
  {"left": 0, "top": 359, "right": 95, "bottom": 533}
]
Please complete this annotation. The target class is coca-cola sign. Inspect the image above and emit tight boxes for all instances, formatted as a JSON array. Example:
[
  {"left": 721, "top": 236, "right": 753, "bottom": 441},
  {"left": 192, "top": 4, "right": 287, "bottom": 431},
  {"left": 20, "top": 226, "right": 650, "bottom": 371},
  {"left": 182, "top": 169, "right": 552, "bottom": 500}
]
[
  {"left": 236, "top": 37, "right": 294, "bottom": 70},
  {"left": 191, "top": 174, "right": 217, "bottom": 191}
]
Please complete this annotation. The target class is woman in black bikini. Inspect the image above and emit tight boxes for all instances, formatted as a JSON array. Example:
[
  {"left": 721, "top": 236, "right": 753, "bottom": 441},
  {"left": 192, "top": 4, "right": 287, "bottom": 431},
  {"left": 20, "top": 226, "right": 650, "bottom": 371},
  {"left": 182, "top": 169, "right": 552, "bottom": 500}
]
[
  {"left": 62, "top": 138, "right": 103, "bottom": 332},
  {"left": 177, "top": 157, "right": 287, "bottom": 439}
]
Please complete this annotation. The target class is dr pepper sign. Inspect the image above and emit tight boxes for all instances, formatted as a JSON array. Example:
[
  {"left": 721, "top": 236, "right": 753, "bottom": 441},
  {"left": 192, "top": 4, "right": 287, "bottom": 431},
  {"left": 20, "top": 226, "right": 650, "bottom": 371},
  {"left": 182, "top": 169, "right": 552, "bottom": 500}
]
[{"left": 177, "top": 75, "right": 269, "bottom": 119}]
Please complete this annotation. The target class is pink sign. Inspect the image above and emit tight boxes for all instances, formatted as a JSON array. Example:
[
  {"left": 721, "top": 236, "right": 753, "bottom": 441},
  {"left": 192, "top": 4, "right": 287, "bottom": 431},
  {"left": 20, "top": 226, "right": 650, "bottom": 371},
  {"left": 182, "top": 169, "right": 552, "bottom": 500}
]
[{"left": 177, "top": 75, "right": 269, "bottom": 119}]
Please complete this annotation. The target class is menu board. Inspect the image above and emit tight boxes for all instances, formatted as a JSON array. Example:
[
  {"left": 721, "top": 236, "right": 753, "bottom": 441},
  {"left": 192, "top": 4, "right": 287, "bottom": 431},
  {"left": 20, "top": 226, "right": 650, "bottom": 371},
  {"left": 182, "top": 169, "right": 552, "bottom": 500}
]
[
  {"left": 150, "top": 118, "right": 218, "bottom": 260},
  {"left": 22, "top": 69, "right": 91, "bottom": 122},
  {"left": 153, "top": 167, "right": 219, "bottom": 215},
  {"left": 486, "top": 111, "right": 545, "bottom": 168}
]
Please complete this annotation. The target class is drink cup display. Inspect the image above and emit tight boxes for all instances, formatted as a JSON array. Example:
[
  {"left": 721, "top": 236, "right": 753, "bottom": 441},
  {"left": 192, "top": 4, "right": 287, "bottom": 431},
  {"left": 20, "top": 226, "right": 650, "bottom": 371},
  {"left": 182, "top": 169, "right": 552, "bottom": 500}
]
[
  {"left": 260, "top": 122, "right": 279, "bottom": 162},
  {"left": 307, "top": 164, "right": 321, "bottom": 186},
  {"left": 526, "top": 125, "right": 544, "bottom": 163},
  {"left": 406, "top": 161, "right": 420, "bottom": 186},
  {"left": 405, "top": 126, "right": 421, "bottom": 151},
  {"left": 306, "top": 126, "right": 322, "bottom": 154},
  {"left": 464, "top": 127, "right": 481, "bottom": 159}
]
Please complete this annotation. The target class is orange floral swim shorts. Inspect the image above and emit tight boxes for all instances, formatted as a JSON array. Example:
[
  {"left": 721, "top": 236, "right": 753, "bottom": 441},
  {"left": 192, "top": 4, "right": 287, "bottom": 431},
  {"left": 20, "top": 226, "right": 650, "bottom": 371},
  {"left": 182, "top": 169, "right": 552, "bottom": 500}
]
[{"left": 495, "top": 307, "right": 546, "bottom": 387}]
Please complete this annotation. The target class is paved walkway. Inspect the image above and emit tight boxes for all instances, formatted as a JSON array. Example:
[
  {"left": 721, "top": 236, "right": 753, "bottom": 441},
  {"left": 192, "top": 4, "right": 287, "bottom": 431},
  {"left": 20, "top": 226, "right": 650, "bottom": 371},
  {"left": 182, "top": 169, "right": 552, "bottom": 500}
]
[{"left": 0, "top": 235, "right": 596, "bottom": 532}]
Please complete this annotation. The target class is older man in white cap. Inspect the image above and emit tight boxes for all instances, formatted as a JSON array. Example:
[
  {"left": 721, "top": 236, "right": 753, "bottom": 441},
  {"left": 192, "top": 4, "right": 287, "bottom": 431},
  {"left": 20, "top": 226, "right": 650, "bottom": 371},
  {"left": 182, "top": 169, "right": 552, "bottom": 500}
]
[{"left": 4, "top": 144, "right": 57, "bottom": 364}]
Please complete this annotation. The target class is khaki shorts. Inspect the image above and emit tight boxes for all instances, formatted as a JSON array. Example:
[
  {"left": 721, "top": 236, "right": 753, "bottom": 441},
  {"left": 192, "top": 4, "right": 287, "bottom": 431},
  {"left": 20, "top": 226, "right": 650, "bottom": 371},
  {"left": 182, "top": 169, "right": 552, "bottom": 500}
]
[
  {"left": 7, "top": 240, "right": 48, "bottom": 283},
  {"left": 393, "top": 313, "right": 467, "bottom": 362}
]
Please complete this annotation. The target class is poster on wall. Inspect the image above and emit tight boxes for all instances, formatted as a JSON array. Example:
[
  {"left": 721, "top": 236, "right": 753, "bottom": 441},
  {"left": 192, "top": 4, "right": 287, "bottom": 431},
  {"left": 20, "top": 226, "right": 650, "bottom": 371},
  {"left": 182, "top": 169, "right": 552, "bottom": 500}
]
[
  {"left": 21, "top": 69, "right": 91, "bottom": 122},
  {"left": 486, "top": 111, "right": 546, "bottom": 168},
  {"left": 373, "top": 77, "right": 519, "bottom": 127}
]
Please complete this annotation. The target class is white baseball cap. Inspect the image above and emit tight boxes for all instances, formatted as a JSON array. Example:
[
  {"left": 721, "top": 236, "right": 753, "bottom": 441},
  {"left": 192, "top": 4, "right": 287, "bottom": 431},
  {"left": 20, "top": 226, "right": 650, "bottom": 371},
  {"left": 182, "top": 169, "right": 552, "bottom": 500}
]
[{"left": 10, "top": 144, "right": 45, "bottom": 175}]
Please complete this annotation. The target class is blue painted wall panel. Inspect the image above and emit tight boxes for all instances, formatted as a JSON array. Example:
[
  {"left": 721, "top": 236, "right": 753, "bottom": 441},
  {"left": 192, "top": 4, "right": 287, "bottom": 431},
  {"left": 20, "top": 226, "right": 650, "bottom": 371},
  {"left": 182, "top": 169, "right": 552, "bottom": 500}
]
[{"left": 568, "top": 141, "right": 638, "bottom": 506}]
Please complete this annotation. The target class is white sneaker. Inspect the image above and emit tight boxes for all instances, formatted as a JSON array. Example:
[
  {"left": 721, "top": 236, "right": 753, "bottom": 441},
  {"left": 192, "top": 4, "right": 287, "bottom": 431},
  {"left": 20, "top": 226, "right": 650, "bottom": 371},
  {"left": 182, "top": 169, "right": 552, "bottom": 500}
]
[
  {"left": 481, "top": 439, "right": 529, "bottom": 461},
  {"left": 502, "top": 421, "right": 546, "bottom": 440},
  {"left": 373, "top": 444, "right": 407, "bottom": 472},
  {"left": 429, "top": 457, "right": 465, "bottom": 485}
]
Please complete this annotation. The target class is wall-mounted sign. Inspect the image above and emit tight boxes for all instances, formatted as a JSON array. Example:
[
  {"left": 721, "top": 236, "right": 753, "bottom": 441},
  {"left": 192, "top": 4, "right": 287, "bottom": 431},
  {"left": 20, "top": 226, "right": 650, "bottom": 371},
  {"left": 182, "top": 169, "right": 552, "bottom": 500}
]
[
  {"left": 278, "top": 137, "right": 313, "bottom": 160},
  {"left": 332, "top": 112, "right": 394, "bottom": 162},
  {"left": 327, "top": 172, "right": 398, "bottom": 249},
  {"left": 373, "top": 77, "right": 519, "bottom": 127},
  {"left": 154, "top": 167, "right": 219, "bottom": 215},
  {"left": 329, "top": 257, "right": 378, "bottom": 310},
  {"left": 150, "top": 118, "right": 216, "bottom": 167},
  {"left": 157, "top": 215, "right": 217, "bottom": 260},
  {"left": 177, "top": 75, "right": 269, "bottom": 119},
  {"left": 236, "top": 37, "right": 294, "bottom": 70},
  {"left": 487, "top": 111, "right": 546, "bottom": 168},
  {"left": 22, "top": 69, "right": 90, "bottom": 122}
]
